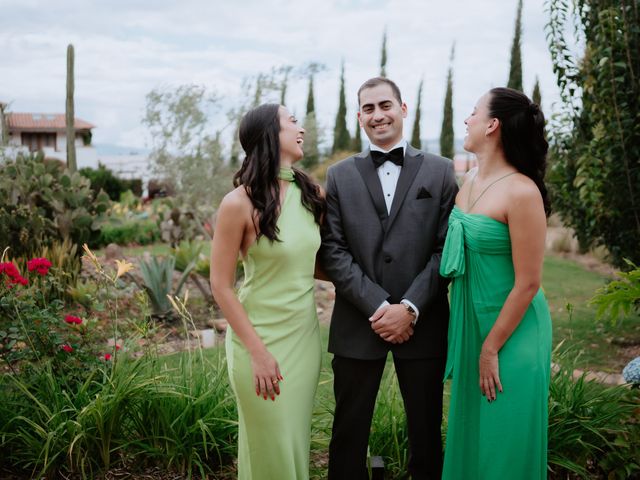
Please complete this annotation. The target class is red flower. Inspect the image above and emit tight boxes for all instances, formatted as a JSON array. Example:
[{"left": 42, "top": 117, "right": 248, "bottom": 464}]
[
  {"left": 61, "top": 344, "right": 73, "bottom": 353},
  {"left": 27, "top": 258, "right": 52, "bottom": 276},
  {"left": 0, "top": 262, "right": 29, "bottom": 286},
  {"left": 104, "top": 353, "right": 112, "bottom": 361},
  {"left": 115, "top": 344, "right": 121, "bottom": 351},
  {"left": 64, "top": 315, "right": 83, "bottom": 325}
]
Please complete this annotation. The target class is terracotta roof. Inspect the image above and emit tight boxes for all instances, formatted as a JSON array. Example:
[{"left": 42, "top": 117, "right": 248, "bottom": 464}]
[{"left": 7, "top": 113, "right": 95, "bottom": 131}]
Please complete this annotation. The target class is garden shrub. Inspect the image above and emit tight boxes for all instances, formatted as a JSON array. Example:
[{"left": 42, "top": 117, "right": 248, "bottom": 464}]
[
  {"left": 97, "top": 218, "right": 160, "bottom": 246},
  {"left": 80, "top": 164, "right": 142, "bottom": 200},
  {"left": 0, "top": 153, "right": 110, "bottom": 258},
  {"left": 0, "top": 249, "right": 237, "bottom": 479},
  {"left": 547, "top": 349, "right": 640, "bottom": 479}
]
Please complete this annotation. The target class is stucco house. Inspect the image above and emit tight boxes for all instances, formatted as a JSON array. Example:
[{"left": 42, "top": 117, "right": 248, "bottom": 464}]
[{"left": 0, "top": 105, "right": 98, "bottom": 167}]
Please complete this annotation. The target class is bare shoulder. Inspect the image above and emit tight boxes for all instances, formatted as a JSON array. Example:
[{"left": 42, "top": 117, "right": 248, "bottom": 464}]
[
  {"left": 505, "top": 173, "right": 544, "bottom": 222},
  {"left": 219, "top": 186, "right": 253, "bottom": 217},
  {"left": 507, "top": 173, "right": 542, "bottom": 203}
]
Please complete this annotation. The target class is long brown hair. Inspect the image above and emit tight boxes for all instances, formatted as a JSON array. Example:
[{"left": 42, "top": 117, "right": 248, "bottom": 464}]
[{"left": 233, "top": 103, "right": 324, "bottom": 241}]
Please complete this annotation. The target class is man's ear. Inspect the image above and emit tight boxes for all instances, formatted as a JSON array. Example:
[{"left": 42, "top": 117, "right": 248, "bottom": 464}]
[
  {"left": 401, "top": 102, "right": 408, "bottom": 119},
  {"left": 357, "top": 111, "right": 363, "bottom": 128}
]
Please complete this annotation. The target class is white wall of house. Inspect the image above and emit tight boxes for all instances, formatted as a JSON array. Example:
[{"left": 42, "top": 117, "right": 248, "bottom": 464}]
[{"left": 4, "top": 130, "right": 98, "bottom": 168}]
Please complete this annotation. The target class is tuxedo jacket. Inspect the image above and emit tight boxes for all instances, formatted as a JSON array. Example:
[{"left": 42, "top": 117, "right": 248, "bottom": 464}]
[{"left": 319, "top": 145, "right": 458, "bottom": 360}]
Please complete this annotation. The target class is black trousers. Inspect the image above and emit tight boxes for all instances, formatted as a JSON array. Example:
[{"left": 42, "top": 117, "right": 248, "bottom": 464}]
[{"left": 328, "top": 354, "right": 445, "bottom": 480}]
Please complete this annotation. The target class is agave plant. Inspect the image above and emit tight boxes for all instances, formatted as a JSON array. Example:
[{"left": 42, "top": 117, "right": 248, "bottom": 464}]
[
  {"left": 137, "top": 255, "right": 194, "bottom": 318},
  {"left": 172, "top": 241, "right": 213, "bottom": 304}
]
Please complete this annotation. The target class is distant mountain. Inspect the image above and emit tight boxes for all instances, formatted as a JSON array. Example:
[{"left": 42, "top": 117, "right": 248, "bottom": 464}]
[{"left": 94, "top": 143, "right": 150, "bottom": 156}]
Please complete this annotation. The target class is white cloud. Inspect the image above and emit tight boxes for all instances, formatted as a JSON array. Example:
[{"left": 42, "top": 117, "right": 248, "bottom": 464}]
[{"left": 0, "top": 0, "right": 576, "bottom": 152}]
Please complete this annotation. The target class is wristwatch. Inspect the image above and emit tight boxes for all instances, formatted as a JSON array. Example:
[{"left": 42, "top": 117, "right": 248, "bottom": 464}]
[{"left": 403, "top": 303, "right": 416, "bottom": 317}]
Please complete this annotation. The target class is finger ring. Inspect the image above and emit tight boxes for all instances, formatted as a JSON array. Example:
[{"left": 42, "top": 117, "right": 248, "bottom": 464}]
[{"left": 271, "top": 379, "right": 279, "bottom": 385}]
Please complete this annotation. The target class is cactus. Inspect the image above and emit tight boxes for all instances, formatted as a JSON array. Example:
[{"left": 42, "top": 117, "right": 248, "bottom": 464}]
[
  {"left": 66, "top": 44, "right": 77, "bottom": 172},
  {"left": 0, "top": 153, "right": 110, "bottom": 257}
]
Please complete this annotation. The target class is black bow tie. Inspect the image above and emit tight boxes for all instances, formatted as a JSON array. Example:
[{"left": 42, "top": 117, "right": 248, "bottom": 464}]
[{"left": 371, "top": 147, "right": 404, "bottom": 168}]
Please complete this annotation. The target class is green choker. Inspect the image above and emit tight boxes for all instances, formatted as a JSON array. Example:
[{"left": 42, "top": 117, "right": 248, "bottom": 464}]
[{"left": 278, "top": 167, "right": 295, "bottom": 182}]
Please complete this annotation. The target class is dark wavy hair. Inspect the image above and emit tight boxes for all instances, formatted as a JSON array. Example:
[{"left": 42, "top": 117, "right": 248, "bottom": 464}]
[
  {"left": 232, "top": 103, "right": 324, "bottom": 242},
  {"left": 488, "top": 87, "right": 551, "bottom": 216}
]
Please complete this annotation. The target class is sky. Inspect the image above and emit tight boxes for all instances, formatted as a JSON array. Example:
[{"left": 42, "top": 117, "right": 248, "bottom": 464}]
[{"left": 0, "top": 0, "right": 570, "bottom": 153}]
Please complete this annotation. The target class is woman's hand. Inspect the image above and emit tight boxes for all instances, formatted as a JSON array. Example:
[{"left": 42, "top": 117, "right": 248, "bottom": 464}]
[
  {"left": 479, "top": 347, "right": 503, "bottom": 402},
  {"left": 251, "top": 347, "right": 283, "bottom": 401}
]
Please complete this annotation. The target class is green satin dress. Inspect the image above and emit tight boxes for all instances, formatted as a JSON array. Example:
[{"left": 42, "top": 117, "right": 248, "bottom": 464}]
[
  {"left": 440, "top": 206, "right": 552, "bottom": 480},
  {"left": 226, "top": 171, "right": 322, "bottom": 480}
]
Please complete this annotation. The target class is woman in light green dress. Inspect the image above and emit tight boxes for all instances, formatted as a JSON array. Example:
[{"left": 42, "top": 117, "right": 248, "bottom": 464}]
[
  {"left": 210, "top": 104, "right": 325, "bottom": 479},
  {"left": 440, "top": 88, "right": 552, "bottom": 479}
]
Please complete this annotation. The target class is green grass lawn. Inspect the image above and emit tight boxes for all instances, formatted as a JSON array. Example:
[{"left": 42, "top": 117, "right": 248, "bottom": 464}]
[{"left": 543, "top": 255, "right": 639, "bottom": 372}]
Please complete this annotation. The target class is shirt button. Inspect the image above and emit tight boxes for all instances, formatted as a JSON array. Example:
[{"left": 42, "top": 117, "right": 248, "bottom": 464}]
[
  {"left": 384, "top": 255, "right": 392, "bottom": 263},
  {"left": 387, "top": 193, "right": 390, "bottom": 197}
]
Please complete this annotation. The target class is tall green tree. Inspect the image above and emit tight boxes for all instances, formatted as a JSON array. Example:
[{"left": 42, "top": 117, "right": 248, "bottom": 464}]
[
  {"left": 66, "top": 44, "right": 77, "bottom": 172},
  {"left": 332, "top": 61, "right": 351, "bottom": 153},
  {"left": 279, "top": 66, "right": 293, "bottom": 105},
  {"left": 351, "top": 118, "right": 362, "bottom": 152},
  {"left": 411, "top": 79, "right": 424, "bottom": 149},
  {"left": 143, "top": 84, "right": 232, "bottom": 235},
  {"left": 380, "top": 28, "right": 388, "bottom": 77},
  {"left": 301, "top": 75, "right": 320, "bottom": 169},
  {"left": 507, "top": 0, "right": 524, "bottom": 91},
  {"left": 531, "top": 76, "right": 542, "bottom": 106},
  {"left": 440, "top": 45, "right": 455, "bottom": 159},
  {"left": 546, "top": 0, "right": 640, "bottom": 268}
]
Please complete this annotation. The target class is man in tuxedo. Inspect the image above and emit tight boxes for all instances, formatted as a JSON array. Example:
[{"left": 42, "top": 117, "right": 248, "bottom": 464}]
[{"left": 320, "top": 77, "right": 458, "bottom": 480}]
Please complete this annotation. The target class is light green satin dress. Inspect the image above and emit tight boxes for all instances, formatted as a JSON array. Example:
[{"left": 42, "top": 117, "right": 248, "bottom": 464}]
[
  {"left": 226, "top": 175, "right": 321, "bottom": 480},
  {"left": 440, "top": 206, "right": 552, "bottom": 480}
]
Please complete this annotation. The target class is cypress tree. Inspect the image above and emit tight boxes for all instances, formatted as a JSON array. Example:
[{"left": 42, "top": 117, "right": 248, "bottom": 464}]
[
  {"left": 66, "top": 44, "right": 77, "bottom": 172},
  {"left": 306, "top": 75, "right": 315, "bottom": 115},
  {"left": 380, "top": 29, "right": 388, "bottom": 77},
  {"left": 507, "top": 0, "right": 524, "bottom": 92},
  {"left": 411, "top": 79, "right": 423, "bottom": 149},
  {"left": 351, "top": 118, "right": 362, "bottom": 152},
  {"left": 302, "top": 75, "right": 320, "bottom": 169},
  {"left": 440, "top": 45, "right": 455, "bottom": 159},
  {"left": 280, "top": 66, "right": 292, "bottom": 105},
  {"left": 531, "top": 76, "right": 542, "bottom": 106},
  {"left": 332, "top": 61, "right": 351, "bottom": 153}
]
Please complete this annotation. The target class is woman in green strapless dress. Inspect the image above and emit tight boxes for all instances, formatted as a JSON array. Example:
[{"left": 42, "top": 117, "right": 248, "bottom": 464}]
[
  {"left": 210, "top": 104, "right": 325, "bottom": 479},
  {"left": 440, "top": 88, "right": 552, "bottom": 479}
]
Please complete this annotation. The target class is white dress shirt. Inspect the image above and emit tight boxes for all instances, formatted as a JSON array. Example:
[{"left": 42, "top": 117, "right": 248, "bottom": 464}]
[{"left": 369, "top": 139, "right": 420, "bottom": 323}]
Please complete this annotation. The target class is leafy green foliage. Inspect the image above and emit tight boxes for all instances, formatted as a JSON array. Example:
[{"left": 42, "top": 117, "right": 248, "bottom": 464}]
[
  {"left": 590, "top": 259, "right": 640, "bottom": 325},
  {"left": 97, "top": 218, "right": 160, "bottom": 247},
  {"left": 0, "top": 153, "right": 110, "bottom": 258},
  {"left": 0, "top": 351, "right": 237, "bottom": 479},
  {"left": 143, "top": 84, "right": 233, "bottom": 235},
  {"left": 548, "top": 348, "right": 640, "bottom": 479},
  {"left": 546, "top": 0, "right": 640, "bottom": 268},
  {"left": 0, "top": 258, "right": 102, "bottom": 380},
  {"left": 80, "top": 164, "right": 142, "bottom": 200}
]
